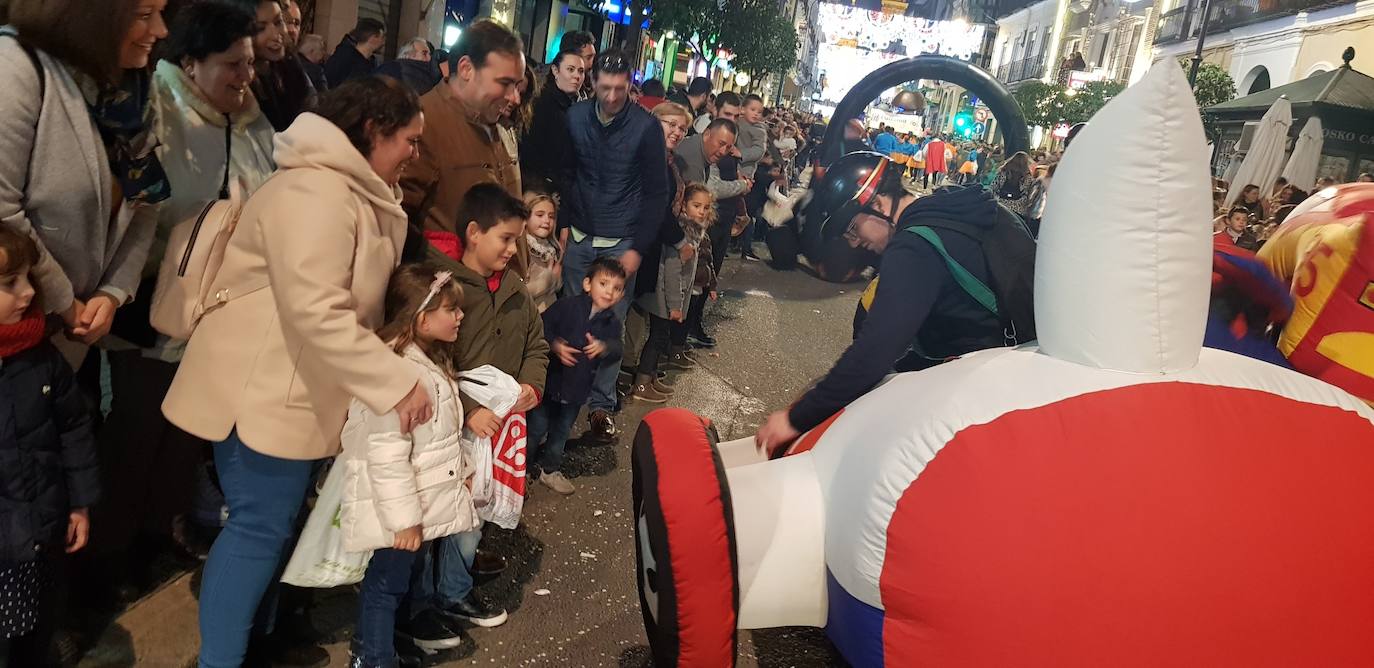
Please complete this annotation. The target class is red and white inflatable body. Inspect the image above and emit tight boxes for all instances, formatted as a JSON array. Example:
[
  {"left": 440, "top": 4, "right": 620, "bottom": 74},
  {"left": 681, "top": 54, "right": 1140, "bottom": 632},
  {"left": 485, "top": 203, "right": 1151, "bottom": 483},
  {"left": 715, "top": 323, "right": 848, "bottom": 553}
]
[{"left": 632, "top": 63, "right": 1374, "bottom": 668}]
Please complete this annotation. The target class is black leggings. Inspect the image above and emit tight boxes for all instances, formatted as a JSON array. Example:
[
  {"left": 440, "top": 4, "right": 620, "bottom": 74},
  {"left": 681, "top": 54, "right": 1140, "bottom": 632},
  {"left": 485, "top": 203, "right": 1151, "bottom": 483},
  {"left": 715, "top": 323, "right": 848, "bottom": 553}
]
[
  {"left": 670, "top": 318, "right": 689, "bottom": 346},
  {"left": 686, "top": 221, "right": 732, "bottom": 337},
  {"left": 637, "top": 314, "right": 674, "bottom": 377}
]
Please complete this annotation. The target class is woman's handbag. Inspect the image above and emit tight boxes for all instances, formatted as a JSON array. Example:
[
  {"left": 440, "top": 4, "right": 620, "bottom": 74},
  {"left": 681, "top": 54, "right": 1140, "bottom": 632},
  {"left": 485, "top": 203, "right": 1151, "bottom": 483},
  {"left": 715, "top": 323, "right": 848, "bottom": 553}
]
[{"left": 149, "top": 124, "right": 265, "bottom": 339}]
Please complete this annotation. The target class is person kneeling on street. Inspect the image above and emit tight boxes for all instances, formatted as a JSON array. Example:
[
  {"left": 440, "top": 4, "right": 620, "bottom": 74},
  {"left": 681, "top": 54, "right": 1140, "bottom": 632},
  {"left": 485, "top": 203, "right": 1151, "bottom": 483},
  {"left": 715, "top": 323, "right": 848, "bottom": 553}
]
[{"left": 755, "top": 152, "right": 1034, "bottom": 454}]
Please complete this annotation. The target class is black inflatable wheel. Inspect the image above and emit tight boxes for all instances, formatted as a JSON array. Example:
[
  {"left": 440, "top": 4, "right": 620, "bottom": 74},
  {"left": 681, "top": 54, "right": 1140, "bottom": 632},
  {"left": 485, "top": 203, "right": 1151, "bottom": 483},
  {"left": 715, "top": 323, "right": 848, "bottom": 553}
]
[
  {"left": 765, "top": 224, "right": 801, "bottom": 271},
  {"left": 632, "top": 408, "right": 739, "bottom": 667}
]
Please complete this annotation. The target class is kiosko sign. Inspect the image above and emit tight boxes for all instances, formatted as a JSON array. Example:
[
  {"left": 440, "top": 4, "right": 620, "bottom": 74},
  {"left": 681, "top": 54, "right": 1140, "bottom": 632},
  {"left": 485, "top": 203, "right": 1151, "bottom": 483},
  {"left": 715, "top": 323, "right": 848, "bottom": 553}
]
[{"left": 1323, "top": 127, "right": 1374, "bottom": 146}]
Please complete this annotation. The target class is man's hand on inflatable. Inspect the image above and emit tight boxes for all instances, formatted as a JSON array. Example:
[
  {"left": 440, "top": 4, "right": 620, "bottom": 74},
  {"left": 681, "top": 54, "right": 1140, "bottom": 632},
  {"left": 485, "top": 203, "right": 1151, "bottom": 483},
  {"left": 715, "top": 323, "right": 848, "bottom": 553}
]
[{"left": 755, "top": 409, "right": 800, "bottom": 457}]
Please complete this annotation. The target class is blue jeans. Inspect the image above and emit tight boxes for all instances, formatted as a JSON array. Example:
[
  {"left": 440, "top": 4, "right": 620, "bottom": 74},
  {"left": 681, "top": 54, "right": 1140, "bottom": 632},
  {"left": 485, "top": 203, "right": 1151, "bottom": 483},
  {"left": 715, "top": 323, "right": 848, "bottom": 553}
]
[
  {"left": 561, "top": 234, "right": 635, "bottom": 413},
  {"left": 198, "top": 429, "right": 315, "bottom": 668},
  {"left": 354, "top": 545, "right": 426, "bottom": 665},
  {"left": 527, "top": 399, "right": 581, "bottom": 474},
  {"left": 411, "top": 528, "right": 482, "bottom": 612}
]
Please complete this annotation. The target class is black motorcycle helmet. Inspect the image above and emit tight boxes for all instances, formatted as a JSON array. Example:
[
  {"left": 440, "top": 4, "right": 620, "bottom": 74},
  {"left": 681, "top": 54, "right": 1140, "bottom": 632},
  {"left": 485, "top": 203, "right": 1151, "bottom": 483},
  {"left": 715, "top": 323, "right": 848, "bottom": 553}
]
[{"left": 811, "top": 151, "right": 896, "bottom": 242}]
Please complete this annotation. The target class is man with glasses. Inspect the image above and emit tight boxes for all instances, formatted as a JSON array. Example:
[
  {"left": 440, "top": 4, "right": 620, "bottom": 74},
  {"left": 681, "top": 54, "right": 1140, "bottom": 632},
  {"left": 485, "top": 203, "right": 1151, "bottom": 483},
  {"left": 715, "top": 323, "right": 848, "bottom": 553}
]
[
  {"left": 755, "top": 152, "right": 1024, "bottom": 454},
  {"left": 559, "top": 50, "right": 669, "bottom": 441}
]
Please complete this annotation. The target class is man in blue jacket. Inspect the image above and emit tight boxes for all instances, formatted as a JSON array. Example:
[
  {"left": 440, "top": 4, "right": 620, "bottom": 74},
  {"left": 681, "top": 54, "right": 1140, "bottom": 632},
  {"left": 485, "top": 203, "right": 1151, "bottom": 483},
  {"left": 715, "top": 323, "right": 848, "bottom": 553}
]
[{"left": 559, "top": 50, "right": 669, "bottom": 439}]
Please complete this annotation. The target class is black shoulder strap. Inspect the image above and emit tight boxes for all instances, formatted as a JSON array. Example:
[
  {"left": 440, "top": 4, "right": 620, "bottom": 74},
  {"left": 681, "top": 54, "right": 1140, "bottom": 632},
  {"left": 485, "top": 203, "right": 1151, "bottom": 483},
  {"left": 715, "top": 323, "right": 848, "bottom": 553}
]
[
  {"left": 219, "top": 115, "right": 232, "bottom": 200},
  {"left": 3, "top": 33, "right": 45, "bottom": 115},
  {"left": 9, "top": 36, "right": 44, "bottom": 104},
  {"left": 8, "top": 34, "right": 45, "bottom": 194}
]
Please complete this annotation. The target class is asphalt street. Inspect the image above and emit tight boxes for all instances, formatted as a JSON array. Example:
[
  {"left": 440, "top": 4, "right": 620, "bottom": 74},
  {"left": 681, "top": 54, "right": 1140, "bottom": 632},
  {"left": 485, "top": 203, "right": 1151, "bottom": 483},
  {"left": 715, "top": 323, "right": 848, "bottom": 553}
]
[{"left": 313, "top": 249, "right": 862, "bottom": 668}]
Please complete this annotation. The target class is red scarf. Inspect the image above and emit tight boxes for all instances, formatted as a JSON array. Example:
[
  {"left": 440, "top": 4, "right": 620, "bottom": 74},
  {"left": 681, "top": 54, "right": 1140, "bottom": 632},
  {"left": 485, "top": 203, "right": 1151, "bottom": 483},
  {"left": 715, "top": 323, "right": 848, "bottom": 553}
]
[{"left": 0, "top": 307, "right": 46, "bottom": 359}]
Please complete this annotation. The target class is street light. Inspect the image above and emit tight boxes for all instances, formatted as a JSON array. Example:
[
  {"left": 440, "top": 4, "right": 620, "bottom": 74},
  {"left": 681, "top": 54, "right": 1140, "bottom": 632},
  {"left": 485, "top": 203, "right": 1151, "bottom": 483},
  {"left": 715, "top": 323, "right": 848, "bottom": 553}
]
[
  {"left": 735, "top": 71, "right": 751, "bottom": 87},
  {"left": 1188, "top": 0, "right": 1215, "bottom": 86}
]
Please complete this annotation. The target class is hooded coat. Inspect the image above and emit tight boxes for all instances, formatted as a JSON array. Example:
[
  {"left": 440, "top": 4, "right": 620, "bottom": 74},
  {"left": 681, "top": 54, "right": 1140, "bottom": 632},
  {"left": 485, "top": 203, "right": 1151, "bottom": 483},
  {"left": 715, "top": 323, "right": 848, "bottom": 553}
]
[{"left": 163, "top": 113, "right": 420, "bottom": 460}]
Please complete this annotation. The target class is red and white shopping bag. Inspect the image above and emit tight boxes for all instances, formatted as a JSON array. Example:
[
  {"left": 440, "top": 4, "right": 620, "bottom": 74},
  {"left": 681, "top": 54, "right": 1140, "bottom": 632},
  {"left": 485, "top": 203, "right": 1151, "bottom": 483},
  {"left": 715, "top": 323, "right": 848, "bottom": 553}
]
[{"left": 458, "top": 365, "right": 527, "bottom": 529}]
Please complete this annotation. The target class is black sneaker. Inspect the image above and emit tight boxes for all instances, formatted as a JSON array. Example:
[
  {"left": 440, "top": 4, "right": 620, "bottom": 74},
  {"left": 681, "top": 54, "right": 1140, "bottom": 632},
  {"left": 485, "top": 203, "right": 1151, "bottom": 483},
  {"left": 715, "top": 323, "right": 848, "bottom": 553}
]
[
  {"left": 687, "top": 333, "right": 717, "bottom": 349},
  {"left": 440, "top": 593, "right": 509, "bottom": 628},
  {"left": 397, "top": 610, "right": 466, "bottom": 650}
]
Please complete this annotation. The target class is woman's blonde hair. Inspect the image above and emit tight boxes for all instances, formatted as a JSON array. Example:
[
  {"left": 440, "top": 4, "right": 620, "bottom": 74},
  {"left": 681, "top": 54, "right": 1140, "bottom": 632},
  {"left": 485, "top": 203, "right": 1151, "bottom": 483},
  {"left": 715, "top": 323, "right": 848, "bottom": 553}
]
[
  {"left": 376, "top": 263, "right": 464, "bottom": 378},
  {"left": 652, "top": 101, "right": 692, "bottom": 126}
]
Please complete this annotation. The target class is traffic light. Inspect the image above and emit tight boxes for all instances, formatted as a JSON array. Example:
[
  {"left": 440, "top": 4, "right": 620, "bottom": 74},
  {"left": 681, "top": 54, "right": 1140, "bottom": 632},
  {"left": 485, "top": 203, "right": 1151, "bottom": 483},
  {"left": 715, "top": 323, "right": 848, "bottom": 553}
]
[{"left": 954, "top": 112, "right": 975, "bottom": 137}]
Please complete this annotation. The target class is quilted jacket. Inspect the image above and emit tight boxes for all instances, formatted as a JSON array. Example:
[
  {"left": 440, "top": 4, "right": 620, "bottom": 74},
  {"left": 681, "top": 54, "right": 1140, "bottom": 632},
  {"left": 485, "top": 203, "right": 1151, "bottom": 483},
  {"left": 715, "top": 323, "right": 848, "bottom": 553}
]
[{"left": 0, "top": 339, "right": 99, "bottom": 567}]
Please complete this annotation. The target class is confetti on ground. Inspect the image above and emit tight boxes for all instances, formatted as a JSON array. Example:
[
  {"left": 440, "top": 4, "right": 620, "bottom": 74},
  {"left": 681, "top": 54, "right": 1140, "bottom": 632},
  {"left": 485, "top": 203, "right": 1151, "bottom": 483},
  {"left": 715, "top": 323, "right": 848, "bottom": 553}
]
[
  {"left": 534, "top": 589, "right": 551, "bottom": 596},
  {"left": 580, "top": 552, "right": 597, "bottom": 559},
  {"left": 593, "top": 510, "right": 604, "bottom": 517}
]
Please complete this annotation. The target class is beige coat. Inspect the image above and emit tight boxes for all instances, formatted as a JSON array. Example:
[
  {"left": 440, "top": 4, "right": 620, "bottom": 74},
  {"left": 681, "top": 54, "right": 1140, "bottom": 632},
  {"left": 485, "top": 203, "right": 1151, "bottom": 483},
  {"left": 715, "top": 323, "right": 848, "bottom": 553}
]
[{"left": 162, "top": 113, "right": 419, "bottom": 460}]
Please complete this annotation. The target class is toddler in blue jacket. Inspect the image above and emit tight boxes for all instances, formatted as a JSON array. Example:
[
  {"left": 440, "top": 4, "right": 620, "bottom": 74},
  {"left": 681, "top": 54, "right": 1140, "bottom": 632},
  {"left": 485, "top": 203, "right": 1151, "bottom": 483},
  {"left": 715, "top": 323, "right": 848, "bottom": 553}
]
[{"left": 528, "top": 258, "right": 628, "bottom": 495}]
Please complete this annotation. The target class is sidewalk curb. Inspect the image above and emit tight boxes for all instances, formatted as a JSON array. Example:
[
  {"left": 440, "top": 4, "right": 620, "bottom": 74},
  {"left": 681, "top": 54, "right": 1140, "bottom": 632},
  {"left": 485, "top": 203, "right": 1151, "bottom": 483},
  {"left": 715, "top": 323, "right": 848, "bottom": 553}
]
[{"left": 79, "top": 571, "right": 200, "bottom": 668}]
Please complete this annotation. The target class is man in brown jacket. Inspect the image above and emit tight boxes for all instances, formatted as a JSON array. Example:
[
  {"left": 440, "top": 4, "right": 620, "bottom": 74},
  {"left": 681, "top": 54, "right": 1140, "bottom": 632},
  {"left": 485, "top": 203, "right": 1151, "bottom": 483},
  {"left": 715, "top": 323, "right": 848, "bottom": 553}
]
[{"left": 400, "top": 19, "right": 527, "bottom": 274}]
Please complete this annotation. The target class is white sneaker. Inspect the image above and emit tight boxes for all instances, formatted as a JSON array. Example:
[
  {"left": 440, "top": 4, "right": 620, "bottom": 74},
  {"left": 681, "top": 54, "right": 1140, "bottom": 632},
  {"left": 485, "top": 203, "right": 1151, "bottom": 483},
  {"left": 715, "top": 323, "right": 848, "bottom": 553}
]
[{"left": 540, "top": 471, "right": 576, "bottom": 495}]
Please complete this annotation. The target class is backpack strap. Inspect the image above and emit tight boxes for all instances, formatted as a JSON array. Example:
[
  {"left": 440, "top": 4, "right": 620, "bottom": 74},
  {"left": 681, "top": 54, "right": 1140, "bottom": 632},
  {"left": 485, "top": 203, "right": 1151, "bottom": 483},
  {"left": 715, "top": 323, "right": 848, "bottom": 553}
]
[
  {"left": 2, "top": 32, "right": 44, "bottom": 103},
  {"left": 902, "top": 225, "right": 999, "bottom": 316},
  {"left": 5, "top": 33, "right": 45, "bottom": 194}
]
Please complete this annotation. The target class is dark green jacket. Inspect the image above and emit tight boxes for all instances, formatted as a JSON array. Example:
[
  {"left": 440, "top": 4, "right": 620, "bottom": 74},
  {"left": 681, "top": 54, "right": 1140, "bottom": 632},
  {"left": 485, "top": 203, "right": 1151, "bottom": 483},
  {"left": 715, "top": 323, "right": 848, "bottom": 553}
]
[{"left": 434, "top": 247, "right": 550, "bottom": 416}]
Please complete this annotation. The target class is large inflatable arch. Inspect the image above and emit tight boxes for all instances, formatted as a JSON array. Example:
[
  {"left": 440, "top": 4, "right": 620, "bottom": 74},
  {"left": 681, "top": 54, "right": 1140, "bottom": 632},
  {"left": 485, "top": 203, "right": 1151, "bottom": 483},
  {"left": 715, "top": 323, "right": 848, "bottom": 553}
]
[{"left": 801, "top": 54, "right": 1032, "bottom": 278}]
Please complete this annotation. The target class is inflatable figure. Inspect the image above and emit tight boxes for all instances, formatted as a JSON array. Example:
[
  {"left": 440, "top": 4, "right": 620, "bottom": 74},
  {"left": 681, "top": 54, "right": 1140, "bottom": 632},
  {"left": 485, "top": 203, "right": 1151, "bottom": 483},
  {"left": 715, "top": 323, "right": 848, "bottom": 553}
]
[
  {"left": 1257, "top": 184, "right": 1374, "bottom": 403},
  {"left": 1206, "top": 235, "right": 1293, "bottom": 367},
  {"left": 631, "top": 64, "right": 1374, "bottom": 667}
]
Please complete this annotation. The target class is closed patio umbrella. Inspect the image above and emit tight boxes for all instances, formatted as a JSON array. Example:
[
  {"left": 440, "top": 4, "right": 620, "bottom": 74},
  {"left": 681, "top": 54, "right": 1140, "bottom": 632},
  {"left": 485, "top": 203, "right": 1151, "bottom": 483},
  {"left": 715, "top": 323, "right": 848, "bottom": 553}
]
[
  {"left": 1280, "top": 116, "right": 1323, "bottom": 192},
  {"left": 1225, "top": 97, "right": 1293, "bottom": 207}
]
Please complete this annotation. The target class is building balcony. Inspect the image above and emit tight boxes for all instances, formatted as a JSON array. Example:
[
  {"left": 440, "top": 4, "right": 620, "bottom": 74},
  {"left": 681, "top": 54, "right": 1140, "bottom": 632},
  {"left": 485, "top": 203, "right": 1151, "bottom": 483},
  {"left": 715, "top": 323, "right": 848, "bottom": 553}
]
[
  {"left": 996, "top": 54, "right": 1046, "bottom": 83},
  {"left": 1154, "top": 0, "right": 1348, "bottom": 45}
]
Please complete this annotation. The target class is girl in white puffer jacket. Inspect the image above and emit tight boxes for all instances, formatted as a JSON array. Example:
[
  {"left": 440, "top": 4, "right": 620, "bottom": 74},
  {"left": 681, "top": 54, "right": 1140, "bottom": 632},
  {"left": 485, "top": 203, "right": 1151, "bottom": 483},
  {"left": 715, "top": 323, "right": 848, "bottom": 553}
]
[{"left": 339, "top": 264, "right": 477, "bottom": 667}]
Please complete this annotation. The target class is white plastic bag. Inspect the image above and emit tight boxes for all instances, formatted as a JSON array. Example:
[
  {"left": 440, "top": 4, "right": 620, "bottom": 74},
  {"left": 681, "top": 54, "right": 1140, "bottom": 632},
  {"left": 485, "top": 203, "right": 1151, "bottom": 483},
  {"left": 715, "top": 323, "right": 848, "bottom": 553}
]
[
  {"left": 458, "top": 366, "right": 527, "bottom": 529},
  {"left": 280, "top": 460, "right": 372, "bottom": 587}
]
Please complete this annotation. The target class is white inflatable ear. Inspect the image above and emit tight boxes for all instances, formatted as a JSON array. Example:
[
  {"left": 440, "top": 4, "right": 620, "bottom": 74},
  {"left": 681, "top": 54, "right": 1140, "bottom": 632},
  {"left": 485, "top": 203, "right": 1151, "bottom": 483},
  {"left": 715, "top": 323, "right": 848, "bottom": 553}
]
[{"left": 1035, "top": 63, "right": 1213, "bottom": 373}]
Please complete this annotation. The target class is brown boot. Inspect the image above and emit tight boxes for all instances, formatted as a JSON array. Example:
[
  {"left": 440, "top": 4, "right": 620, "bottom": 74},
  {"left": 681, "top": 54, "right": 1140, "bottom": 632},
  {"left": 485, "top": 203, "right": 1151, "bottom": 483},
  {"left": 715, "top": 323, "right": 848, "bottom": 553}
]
[
  {"left": 632, "top": 374, "right": 669, "bottom": 403},
  {"left": 665, "top": 346, "right": 698, "bottom": 370}
]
